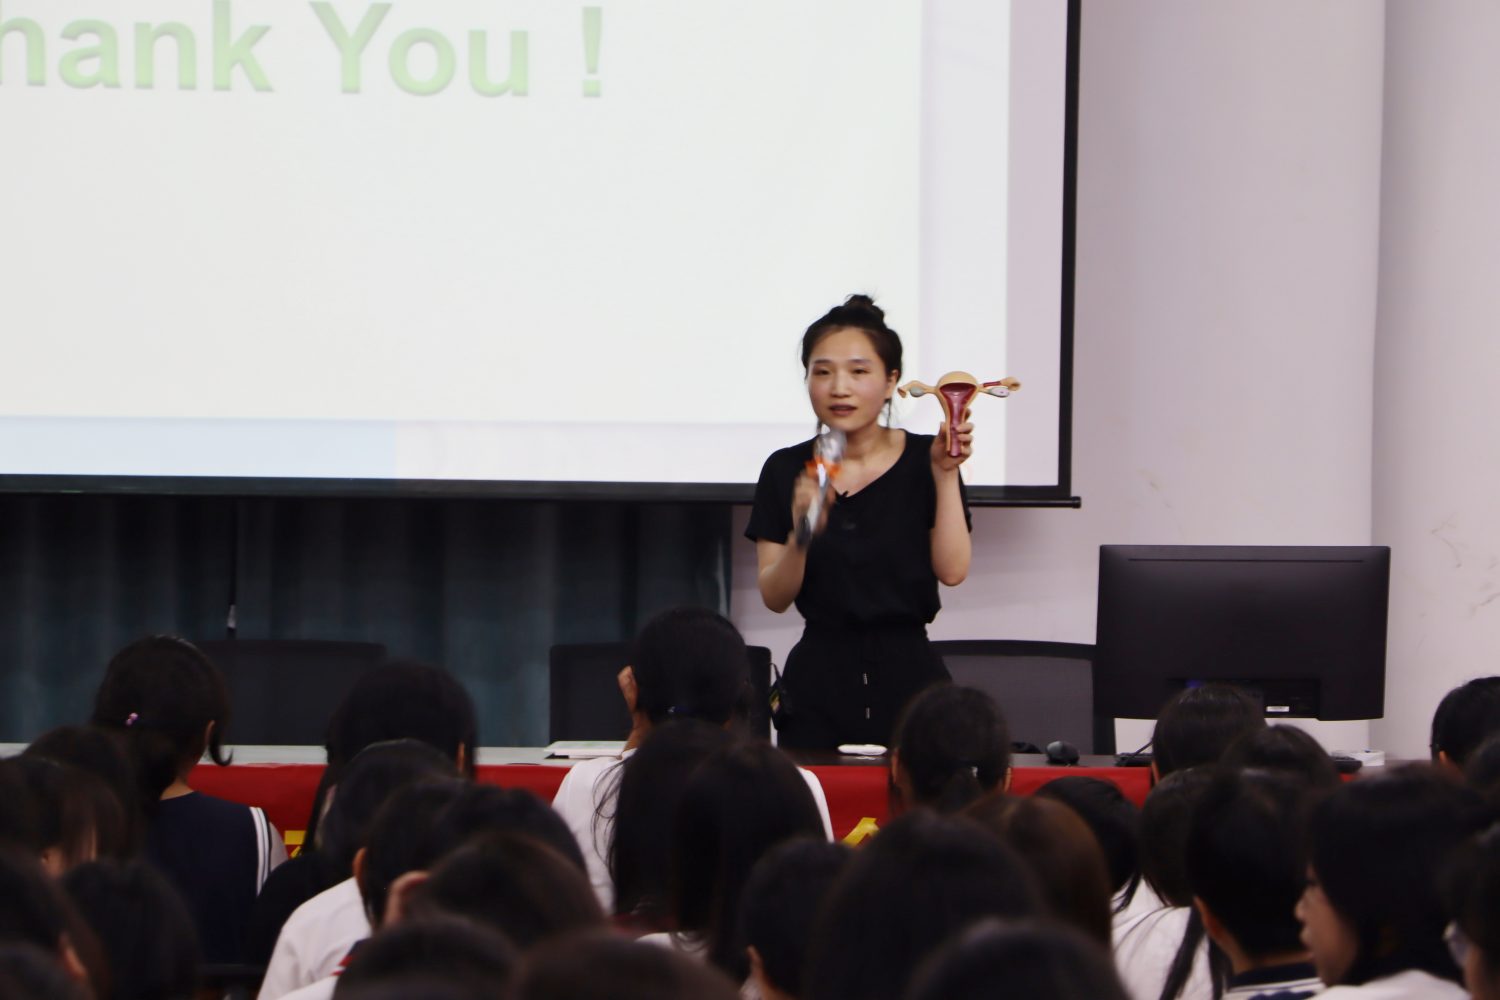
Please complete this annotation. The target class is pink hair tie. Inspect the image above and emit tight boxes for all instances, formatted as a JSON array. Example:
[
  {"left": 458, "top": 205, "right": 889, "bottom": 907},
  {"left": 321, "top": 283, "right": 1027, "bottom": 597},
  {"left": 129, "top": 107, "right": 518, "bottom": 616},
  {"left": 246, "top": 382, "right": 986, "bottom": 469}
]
[{"left": 124, "top": 712, "right": 139, "bottom": 728}]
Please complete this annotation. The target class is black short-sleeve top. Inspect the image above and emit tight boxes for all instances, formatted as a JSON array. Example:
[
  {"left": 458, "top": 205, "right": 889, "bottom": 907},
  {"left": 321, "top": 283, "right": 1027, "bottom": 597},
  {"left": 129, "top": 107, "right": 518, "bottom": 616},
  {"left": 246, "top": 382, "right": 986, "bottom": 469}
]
[{"left": 745, "top": 431, "right": 971, "bottom": 628}]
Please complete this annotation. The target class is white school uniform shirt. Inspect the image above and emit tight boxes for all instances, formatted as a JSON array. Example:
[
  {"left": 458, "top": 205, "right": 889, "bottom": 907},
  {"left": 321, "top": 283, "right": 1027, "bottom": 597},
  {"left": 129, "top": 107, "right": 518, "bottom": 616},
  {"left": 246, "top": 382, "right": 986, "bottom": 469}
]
[
  {"left": 1315, "top": 970, "right": 1466, "bottom": 999},
  {"left": 552, "top": 750, "right": 836, "bottom": 912},
  {"left": 256, "top": 877, "right": 370, "bottom": 1000},
  {"left": 1113, "top": 903, "right": 1214, "bottom": 1000}
]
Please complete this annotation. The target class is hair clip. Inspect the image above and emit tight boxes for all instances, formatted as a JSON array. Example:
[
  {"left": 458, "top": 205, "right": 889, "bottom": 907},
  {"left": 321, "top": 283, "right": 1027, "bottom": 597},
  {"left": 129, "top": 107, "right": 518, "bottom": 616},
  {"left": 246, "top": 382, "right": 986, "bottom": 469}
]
[{"left": 125, "top": 712, "right": 139, "bottom": 728}]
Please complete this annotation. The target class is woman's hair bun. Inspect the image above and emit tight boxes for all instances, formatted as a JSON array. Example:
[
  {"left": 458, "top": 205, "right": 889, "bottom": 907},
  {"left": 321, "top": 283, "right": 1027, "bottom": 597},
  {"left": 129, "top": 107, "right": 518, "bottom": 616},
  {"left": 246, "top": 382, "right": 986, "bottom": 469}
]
[{"left": 841, "top": 294, "right": 884, "bottom": 320}]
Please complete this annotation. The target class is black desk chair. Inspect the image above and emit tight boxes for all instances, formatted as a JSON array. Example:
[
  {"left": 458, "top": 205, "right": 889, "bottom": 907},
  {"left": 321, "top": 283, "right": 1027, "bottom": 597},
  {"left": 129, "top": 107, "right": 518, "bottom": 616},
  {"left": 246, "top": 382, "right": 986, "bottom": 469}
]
[
  {"left": 549, "top": 643, "right": 772, "bottom": 742},
  {"left": 196, "top": 639, "right": 387, "bottom": 746},
  {"left": 931, "top": 640, "right": 1114, "bottom": 755}
]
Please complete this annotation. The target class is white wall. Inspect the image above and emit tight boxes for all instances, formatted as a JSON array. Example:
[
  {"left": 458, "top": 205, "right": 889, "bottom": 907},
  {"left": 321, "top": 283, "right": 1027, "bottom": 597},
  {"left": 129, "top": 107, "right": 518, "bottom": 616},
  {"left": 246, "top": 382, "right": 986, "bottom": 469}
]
[
  {"left": 1370, "top": 2, "right": 1500, "bottom": 756},
  {"left": 730, "top": 1, "right": 1388, "bottom": 754}
]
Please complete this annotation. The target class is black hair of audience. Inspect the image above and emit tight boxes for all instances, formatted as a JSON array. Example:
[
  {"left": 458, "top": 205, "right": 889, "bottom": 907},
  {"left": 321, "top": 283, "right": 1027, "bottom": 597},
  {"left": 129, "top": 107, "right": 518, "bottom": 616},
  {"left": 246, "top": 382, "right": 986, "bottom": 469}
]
[
  {"left": 1151, "top": 683, "right": 1265, "bottom": 778},
  {"left": 1432, "top": 676, "right": 1500, "bottom": 770},
  {"left": 311, "top": 660, "right": 480, "bottom": 847},
  {"left": 357, "top": 779, "right": 469, "bottom": 929},
  {"left": 0, "top": 944, "right": 90, "bottom": 1000},
  {"left": 1305, "top": 766, "right": 1489, "bottom": 987},
  {"left": 517, "top": 931, "right": 741, "bottom": 1000},
  {"left": 906, "top": 918, "right": 1130, "bottom": 1000},
  {"left": 1444, "top": 823, "right": 1500, "bottom": 999},
  {"left": 333, "top": 913, "right": 517, "bottom": 1000},
  {"left": 25, "top": 725, "right": 141, "bottom": 858},
  {"left": 609, "top": 719, "right": 735, "bottom": 924},
  {"left": 1219, "top": 724, "right": 1340, "bottom": 789},
  {"left": 738, "top": 839, "right": 852, "bottom": 1000},
  {"left": 1184, "top": 769, "right": 1315, "bottom": 965},
  {"left": 408, "top": 832, "right": 604, "bottom": 949},
  {"left": 1138, "top": 768, "right": 1224, "bottom": 1000},
  {"left": 423, "top": 783, "right": 586, "bottom": 873},
  {"left": 964, "top": 794, "right": 1114, "bottom": 947},
  {"left": 0, "top": 849, "right": 101, "bottom": 996},
  {"left": 891, "top": 683, "right": 1010, "bottom": 814},
  {"left": 803, "top": 811, "right": 1043, "bottom": 1000},
  {"left": 63, "top": 859, "right": 200, "bottom": 1000},
  {"left": 1466, "top": 731, "right": 1500, "bottom": 803},
  {"left": 1034, "top": 776, "right": 1141, "bottom": 908},
  {"left": 628, "top": 607, "right": 750, "bottom": 727},
  {"left": 6, "top": 755, "right": 122, "bottom": 874},
  {"left": 88, "top": 635, "right": 233, "bottom": 813},
  {"left": 671, "top": 741, "right": 825, "bottom": 979}
]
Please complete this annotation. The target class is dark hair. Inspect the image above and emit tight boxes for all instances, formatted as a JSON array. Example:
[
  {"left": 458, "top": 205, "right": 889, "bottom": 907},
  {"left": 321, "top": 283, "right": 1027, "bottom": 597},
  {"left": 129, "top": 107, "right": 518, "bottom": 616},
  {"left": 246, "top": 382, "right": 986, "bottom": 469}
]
[
  {"left": 1184, "top": 769, "right": 1316, "bottom": 961},
  {"left": 1465, "top": 732, "right": 1500, "bottom": 805},
  {"left": 1431, "top": 676, "right": 1500, "bottom": 768},
  {"left": 517, "top": 931, "right": 741, "bottom": 1000},
  {"left": 1034, "top": 777, "right": 1141, "bottom": 905},
  {"left": 803, "top": 811, "right": 1043, "bottom": 1000},
  {"left": 1308, "top": 766, "right": 1489, "bottom": 986},
  {"left": 738, "top": 840, "right": 852, "bottom": 998},
  {"left": 670, "top": 742, "right": 826, "bottom": 979},
  {"left": 629, "top": 607, "right": 750, "bottom": 727},
  {"left": 317, "top": 739, "right": 460, "bottom": 879},
  {"left": 89, "top": 636, "right": 232, "bottom": 811},
  {"left": 311, "top": 660, "right": 478, "bottom": 848},
  {"left": 4, "top": 756, "right": 112, "bottom": 872},
  {"left": 1444, "top": 824, "right": 1500, "bottom": 990},
  {"left": 893, "top": 684, "right": 1011, "bottom": 814},
  {"left": 609, "top": 720, "right": 734, "bottom": 923},
  {"left": 62, "top": 859, "right": 200, "bottom": 1000},
  {"left": 1152, "top": 684, "right": 1264, "bottom": 777},
  {"left": 1138, "top": 768, "right": 1222, "bottom": 1000},
  {"left": 333, "top": 914, "right": 517, "bottom": 999},
  {"left": 964, "top": 795, "right": 1114, "bottom": 947},
  {"left": 357, "top": 779, "right": 469, "bottom": 929},
  {"left": 409, "top": 832, "right": 604, "bottom": 949},
  {"left": 906, "top": 918, "right": 1130, "bottom": 1000},
  {"left": 423, "top": 784, "right": 586, "bottom": 875},
  {"left": 24, "top": 726, "right": 139, "bottom": 859},
  {"left": 0, "top": 943, "right": 90, "bottom": 1000},
  {"left": 0, "top": 848, "right": 74, "bottom": 953},
  {"left": 1219, "top": 724, "right": 1340, "bottom": 789},
  {"left": 801, "top": 294, "right": 904, "bottom": 378}
]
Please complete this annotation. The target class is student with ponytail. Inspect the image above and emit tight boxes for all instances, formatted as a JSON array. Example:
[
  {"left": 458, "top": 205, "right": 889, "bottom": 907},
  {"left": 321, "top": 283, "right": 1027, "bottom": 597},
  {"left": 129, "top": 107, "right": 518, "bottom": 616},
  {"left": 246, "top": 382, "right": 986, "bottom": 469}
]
[
  {"left": 747, "top": 295, "right": 974, "bottom": 749},
  {"left": 889, "top": 684, "right": 1010, "bottom": 815},
  {"left": 90, "top": 635, "right": 285, "bottom": 966}
]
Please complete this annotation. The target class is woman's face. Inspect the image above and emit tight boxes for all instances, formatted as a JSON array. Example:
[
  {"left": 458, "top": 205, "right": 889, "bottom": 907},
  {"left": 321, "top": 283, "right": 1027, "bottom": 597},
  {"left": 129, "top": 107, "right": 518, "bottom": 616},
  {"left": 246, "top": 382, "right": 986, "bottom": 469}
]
[
  {"left": 1297, "top": 867, "right": 1359, "bottom": 985},
  {"left": 805, "top": 327, "right": 898, "bottom": 435}
]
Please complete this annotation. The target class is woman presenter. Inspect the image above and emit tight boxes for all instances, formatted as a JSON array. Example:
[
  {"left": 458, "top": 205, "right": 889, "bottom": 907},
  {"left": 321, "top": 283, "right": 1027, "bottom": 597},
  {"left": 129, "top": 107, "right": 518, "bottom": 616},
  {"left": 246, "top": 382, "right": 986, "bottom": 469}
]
[{"left": 746, "top": 295, "right": 972, "bottom": 750}]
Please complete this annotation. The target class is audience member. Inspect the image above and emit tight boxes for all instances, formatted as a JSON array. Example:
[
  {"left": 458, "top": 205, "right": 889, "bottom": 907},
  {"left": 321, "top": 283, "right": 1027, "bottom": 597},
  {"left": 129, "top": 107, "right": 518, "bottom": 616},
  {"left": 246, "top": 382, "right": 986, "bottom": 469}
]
[
  {"left": 1185, "top": 770, "right": 1322, "bottom": 1000},
  {"left": 422, "top": 783, "right": 586, "bottom": 873},
  {"left": 1151, "top": 684, "right": 1265, "bottom": 780},
  {"left": 1298, "top": 766, "right": 1488, "bottom": 996},
  {"left": 517, "top": 931, "right": 741, "bottom": 1000},
  {"left": 0, "top": 943, "right": 91, "bottom": 1000},
  {"left": 25, "top": 725, "right": 141, "bottom": 858},
  {"left": 1431, "top": 677, "right": 1500, "bottom": 774},
  {"left": 890, "top": 683, "right": 1011, "bottom": 815},
  {"left": 257, "top": 740, "right": 459, "bottom": 998},
  {"left": 5, "top": 755, "right": 114, "bottom": 875},
  {"left": 655, "top": 741, "right": 827, "bottom": 977},
  {"left": 738, "top": 839, "right": 852, "bottom": 1000},
  {"left": 1220, "top": 724, "right": 1341, "bottom": 789},
  {"left": 1117, "top": 768, "right": 1219, "bottom": 1000},
  {"left": 906, "top": 918, "right": 1130, "bottom": 1000},
  {"left": 63, "top": 858, "right": 200, "bottom": 1000},
  {"left": 1443, "top": 823, "right": 1500, "bottom": 1000},
  {"left": 552, "top": 608, "right": 832, "bottom": 911},
  {"left": 89, "top": 635, "right": 285, "bottom": 965},
  {"left": 803, "top": 811, "right": 1043, "bottom": 1000},
  {"left": 965, "top": 794, "right": 1114, "bottom": 946},
  {"left": 1035, "top": 776, "right": 1144, "bottom": 918},
  {"left": 0, "top": 849, "right": 100, "bottom": 997},
  {"left": 1465, "top": 732, "right": 1500, "bottom": 804},
  {"left": 332, "top": 914, "right": 517, "bottom": 1000}
]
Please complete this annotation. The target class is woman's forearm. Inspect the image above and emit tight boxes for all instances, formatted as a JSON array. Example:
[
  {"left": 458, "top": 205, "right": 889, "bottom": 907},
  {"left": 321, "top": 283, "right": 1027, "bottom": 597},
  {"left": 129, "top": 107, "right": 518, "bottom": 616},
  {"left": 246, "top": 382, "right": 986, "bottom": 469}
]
[{"left": 930, "top": 468, "right": 971, "bottom": 586}]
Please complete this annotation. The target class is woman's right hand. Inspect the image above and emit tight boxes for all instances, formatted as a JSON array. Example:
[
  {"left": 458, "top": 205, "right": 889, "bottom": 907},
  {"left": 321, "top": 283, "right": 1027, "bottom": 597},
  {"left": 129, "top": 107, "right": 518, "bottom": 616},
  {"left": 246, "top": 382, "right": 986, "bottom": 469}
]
[{"left": 791, "top": 469, "right": 832, "bottom": 543}]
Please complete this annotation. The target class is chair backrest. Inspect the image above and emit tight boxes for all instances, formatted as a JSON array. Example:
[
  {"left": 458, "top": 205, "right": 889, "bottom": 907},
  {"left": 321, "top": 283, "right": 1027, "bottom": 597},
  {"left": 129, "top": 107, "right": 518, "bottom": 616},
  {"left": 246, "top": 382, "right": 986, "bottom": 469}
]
[
  {"left": 196, "top": 639, "right": 387, "bottom": 746},
  {"left": 931, "top": 640, "right": 1113, "bottom": 755},
  {"left": 549, "top": 642, "right": 771, "bottom": 742}
]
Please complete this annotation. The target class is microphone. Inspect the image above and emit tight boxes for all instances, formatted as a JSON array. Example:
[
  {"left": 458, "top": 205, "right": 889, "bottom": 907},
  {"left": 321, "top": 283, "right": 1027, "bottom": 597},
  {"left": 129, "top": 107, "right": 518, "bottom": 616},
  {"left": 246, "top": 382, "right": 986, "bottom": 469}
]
[{"left": 796, "top": 427, "right": 845, "bottom": 547}]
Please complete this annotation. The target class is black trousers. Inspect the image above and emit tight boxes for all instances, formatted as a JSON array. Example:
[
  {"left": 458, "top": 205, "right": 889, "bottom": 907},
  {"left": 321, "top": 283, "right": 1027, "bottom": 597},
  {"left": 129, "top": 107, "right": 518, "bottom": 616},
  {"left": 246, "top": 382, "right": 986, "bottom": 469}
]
[{"left": 774, "top": 622, "right": 950, "bottom": 750}]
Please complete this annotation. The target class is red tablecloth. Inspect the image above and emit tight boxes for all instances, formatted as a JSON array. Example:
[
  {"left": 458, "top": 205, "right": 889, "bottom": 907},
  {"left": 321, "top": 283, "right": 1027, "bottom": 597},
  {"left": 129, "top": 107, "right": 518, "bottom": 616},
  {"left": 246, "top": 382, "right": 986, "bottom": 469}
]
[{"left": 190, "top": 760, "right": 1152, "bottom": 845}]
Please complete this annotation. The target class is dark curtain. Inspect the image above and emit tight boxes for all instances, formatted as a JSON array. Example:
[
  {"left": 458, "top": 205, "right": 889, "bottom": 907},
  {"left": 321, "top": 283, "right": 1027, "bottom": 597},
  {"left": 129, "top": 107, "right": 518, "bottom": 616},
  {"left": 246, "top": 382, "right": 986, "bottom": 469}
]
[{"left": 0, "top": 494, "right": 731, "bottom": 746}]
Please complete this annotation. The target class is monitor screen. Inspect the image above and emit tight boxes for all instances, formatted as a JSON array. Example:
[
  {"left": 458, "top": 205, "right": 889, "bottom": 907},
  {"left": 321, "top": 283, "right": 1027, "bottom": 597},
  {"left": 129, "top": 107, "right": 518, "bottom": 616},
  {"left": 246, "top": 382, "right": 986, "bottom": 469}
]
[{"left": 1094, "top": 545, "right": 1391, "bottom": 721}]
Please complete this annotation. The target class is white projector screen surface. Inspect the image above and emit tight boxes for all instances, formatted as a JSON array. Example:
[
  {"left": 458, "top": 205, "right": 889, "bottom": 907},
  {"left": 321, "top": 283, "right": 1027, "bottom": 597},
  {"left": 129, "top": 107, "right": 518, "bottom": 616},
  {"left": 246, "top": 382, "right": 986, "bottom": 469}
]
[{"left": 0, "top": 0, "right": 1073, "bottom": 497}]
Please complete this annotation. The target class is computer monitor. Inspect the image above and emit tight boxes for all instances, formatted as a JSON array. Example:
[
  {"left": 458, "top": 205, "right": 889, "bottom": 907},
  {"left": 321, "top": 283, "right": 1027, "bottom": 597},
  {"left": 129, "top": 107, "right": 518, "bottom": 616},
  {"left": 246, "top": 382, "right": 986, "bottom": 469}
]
[{"left": 1094, "top": 545, "right": 1390, "bottom": 720}]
